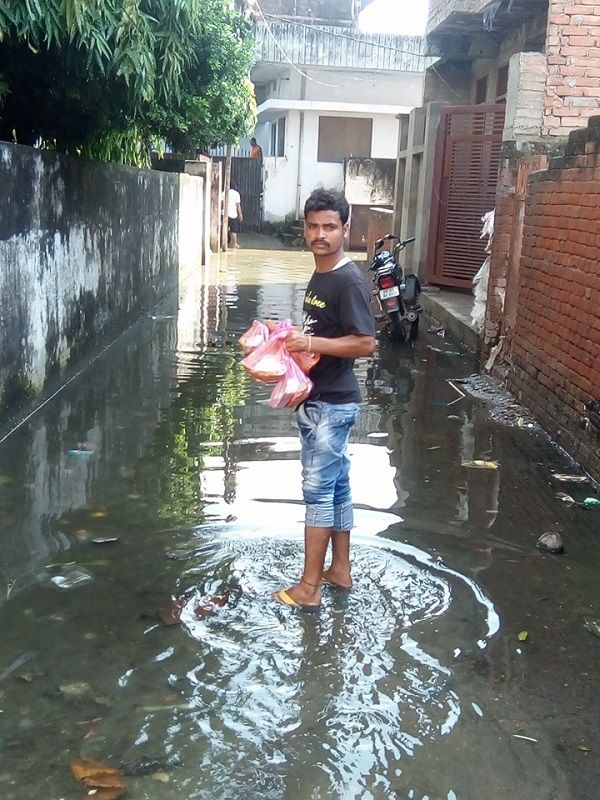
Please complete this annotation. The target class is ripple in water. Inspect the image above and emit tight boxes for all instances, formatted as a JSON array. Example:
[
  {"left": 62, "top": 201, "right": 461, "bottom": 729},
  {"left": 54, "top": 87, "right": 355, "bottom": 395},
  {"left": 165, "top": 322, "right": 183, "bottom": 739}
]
[{"left": 112, "top": 531, "right": 498, "bottom": 800}]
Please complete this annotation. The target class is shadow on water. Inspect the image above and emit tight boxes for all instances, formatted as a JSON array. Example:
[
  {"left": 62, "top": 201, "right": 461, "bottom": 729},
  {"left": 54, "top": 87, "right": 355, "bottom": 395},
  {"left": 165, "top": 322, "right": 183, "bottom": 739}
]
[{"left": 0, "top": 244, "right": 598, "bottom": 799}]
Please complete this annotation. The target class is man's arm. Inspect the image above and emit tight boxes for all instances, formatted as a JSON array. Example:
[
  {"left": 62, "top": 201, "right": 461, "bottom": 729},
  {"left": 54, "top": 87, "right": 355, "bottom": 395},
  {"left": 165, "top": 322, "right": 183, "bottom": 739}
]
[
  {"left": 236, "top": 202, "right": 243, "bottom": 221},
  {"left": 285, "top": 330, "right": 375, "bottom": 359}
]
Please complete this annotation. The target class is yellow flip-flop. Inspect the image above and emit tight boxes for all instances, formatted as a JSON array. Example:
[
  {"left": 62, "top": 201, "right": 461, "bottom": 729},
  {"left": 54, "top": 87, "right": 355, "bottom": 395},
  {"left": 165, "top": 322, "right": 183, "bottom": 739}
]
[{"left": 274, "top": 590, "right": 320, "bottom": 611}]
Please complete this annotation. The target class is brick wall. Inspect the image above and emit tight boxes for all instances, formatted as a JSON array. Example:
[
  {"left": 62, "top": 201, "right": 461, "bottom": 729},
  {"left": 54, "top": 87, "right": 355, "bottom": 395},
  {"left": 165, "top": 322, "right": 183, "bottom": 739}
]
[
  {"left": 544, "top": 0, "right": 600, "bottom": 135},
  {"left": 507, "top": 117, "right": 600, "bottom": 478},
  {"left": 484, "top": 144, "right": 557, "bottom": 350}
]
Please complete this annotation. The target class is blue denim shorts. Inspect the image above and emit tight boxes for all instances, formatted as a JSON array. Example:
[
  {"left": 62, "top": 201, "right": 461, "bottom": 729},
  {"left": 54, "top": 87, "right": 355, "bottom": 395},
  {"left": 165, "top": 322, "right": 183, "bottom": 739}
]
[{"left": 297, "top": 400, "right": 360, "bottom": 530}]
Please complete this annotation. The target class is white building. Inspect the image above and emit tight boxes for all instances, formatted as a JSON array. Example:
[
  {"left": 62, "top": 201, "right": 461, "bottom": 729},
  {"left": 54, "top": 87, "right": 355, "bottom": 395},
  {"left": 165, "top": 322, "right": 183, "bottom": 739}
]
[{"left": 250, "top": 18, "right": 427, "bottom": 229}]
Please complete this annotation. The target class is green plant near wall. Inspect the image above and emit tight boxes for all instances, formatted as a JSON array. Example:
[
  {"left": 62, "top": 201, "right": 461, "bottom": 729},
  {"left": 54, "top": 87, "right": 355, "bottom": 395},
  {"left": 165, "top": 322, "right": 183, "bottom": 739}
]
[{"left": 0, "top": 0, "right": 257, "bottom": 165}]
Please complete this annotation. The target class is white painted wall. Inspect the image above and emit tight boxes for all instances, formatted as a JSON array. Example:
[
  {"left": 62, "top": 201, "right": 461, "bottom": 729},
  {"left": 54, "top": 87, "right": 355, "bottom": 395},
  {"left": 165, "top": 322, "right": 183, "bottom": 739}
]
[
  {"left": 178, "top": 174, "right": 205, "bottom": 274},
  {"left": 260, "top": 110, "right": 400, "bottom": 221},
  {"left": 264, "top": 68, "right": 424, "bottom": 107}
]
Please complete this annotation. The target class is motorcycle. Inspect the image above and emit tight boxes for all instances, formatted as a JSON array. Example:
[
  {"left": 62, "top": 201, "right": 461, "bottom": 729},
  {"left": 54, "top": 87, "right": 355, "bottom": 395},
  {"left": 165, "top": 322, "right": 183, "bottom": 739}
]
[{"left": 369, "top": 234, "right": 421, "bottom": 342}]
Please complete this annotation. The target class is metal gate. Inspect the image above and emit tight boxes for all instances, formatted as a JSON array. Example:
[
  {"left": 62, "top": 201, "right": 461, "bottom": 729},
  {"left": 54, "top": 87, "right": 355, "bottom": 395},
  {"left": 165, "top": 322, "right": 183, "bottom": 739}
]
[
  {"left": 214, "top": 156, "right": 263, "bottom": 233},
  {"left": 428, "top": 105, "right": 505, "bottom": 289}
]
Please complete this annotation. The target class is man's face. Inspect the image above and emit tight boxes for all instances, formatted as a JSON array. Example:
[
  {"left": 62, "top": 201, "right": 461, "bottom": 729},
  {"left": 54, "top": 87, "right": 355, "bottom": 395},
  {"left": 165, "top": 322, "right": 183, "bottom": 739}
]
[{"left": 304, "top": 210, "right": 348, "bottom": 256}]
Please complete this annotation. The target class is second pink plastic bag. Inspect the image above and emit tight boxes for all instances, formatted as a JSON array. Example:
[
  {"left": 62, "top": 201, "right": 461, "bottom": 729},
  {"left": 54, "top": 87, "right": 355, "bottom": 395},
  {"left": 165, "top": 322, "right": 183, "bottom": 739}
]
[{"left": 269, "top": 354, "right": 313, "bottom": 409}]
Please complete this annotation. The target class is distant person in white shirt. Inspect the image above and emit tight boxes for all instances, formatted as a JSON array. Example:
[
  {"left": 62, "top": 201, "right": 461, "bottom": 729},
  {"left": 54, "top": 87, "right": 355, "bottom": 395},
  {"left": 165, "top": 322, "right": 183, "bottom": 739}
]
[{"left": 226, "top": 181, "right": 243, "bottom": 249}]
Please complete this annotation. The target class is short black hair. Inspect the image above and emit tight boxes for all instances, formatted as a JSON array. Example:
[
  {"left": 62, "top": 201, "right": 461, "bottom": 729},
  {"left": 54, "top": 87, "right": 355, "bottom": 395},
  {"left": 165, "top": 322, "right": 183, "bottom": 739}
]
[{"left": 304, "top": 189, "right": 350, "bottom": 225}]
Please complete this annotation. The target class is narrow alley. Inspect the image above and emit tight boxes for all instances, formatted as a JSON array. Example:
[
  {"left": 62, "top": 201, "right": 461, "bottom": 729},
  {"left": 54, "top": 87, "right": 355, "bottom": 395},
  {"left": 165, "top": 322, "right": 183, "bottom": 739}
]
[{"left": 0, "top": 244, "right": 597, "bottom": 800}]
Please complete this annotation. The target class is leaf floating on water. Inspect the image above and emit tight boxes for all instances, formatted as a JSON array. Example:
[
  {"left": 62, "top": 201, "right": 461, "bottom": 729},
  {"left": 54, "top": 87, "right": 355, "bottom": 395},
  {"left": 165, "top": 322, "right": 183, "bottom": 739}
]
[
  {"left": 159, "top": 597, "right": 186, "bottom": 626},
  {"left": 71, "top": 758, "right": 126, "bottom": 798},
  {"left": 462, "top": 460, "right": 499, "bottom": 470},
  {"left": 90, "top": 511, "right": 108, "bottom": 518},
  {"left": 517, "top": 631, "right": 529, "bottom": 642},
  {"left": 551, "top": 473, "right": 590, "bottom": 484}
]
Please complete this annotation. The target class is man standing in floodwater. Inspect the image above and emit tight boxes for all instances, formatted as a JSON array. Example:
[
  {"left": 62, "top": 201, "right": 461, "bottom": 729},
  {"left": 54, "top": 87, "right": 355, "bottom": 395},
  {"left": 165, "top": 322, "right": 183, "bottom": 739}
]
[{"left": 273, "top": 189, "right": 376, "bottom": 608}]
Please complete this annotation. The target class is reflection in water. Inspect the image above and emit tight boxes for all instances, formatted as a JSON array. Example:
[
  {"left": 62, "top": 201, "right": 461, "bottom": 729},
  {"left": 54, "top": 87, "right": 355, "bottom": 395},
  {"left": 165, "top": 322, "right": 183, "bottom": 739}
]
[{"left": 0, "top": 244, "right": 595, "bottom": 800}]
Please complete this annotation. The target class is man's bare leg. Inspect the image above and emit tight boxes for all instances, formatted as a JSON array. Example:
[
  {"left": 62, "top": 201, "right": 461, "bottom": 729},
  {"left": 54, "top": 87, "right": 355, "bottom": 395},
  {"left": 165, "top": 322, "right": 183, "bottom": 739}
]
[
  {"left": 273, "top": 525, "right": 331, "bottom": 606},
  {"left": 230, "top": 232, "right": 240, "bottom": 248},
  {"left": 323, "top": 530, "right": 352, "bottom": 588}
]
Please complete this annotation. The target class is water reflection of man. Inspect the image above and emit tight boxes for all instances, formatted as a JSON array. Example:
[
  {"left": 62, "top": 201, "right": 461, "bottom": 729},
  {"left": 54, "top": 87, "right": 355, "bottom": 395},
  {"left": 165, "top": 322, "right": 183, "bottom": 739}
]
[{"left": 273, "top": 189, "right": 376, "bottom": 609}]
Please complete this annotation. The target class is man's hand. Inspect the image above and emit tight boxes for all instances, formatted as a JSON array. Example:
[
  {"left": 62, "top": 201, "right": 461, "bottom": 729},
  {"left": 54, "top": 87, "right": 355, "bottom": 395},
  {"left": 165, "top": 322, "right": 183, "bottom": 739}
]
[{"left": 285, "top": 330, "right": 310, "bottom": 352}]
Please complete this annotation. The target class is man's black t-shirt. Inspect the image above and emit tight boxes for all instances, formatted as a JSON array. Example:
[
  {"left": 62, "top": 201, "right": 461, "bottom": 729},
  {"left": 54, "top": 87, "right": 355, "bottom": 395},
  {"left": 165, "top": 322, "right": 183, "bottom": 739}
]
[{"left": 301, "top": 260, "right": 375, "bottom": 404}]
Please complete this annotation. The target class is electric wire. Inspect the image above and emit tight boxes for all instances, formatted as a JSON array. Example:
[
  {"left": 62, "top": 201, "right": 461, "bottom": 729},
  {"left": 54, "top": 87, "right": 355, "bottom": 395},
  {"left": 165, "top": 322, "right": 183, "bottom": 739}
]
[{"left": 253, "top": 0, "right": 341, "bottom": 87}]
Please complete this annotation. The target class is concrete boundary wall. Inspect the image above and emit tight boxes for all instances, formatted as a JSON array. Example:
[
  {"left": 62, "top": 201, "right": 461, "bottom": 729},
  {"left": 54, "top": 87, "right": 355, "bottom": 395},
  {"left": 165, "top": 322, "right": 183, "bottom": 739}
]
[{"left": 0, "top": 142, "right": 205, "bottom": 419}]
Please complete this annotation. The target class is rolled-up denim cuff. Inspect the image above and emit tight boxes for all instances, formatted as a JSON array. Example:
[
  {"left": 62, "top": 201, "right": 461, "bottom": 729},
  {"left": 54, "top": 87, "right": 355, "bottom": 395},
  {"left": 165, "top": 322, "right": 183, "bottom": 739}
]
[
  {"left": 305, "top": 502, "right": 335, "bottom": 528},
  {"left": 333, "top": 500, "right": 354, "bottom": 532}
]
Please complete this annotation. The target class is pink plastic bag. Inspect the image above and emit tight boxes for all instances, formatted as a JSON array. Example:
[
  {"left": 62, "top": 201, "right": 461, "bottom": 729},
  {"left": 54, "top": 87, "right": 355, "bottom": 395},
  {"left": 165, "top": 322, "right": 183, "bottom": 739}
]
[
  {"left": 269, "top": 354, "right": 313, "bottom": 409},
  {"left": 291, "top": 350, "right": 320, "bottom": 375},
  {"left": 241, "top": 320, "right": 292, "bottom": 383},
  {"left": 239, "top": 320, "right": 269, "bottom": 355}
]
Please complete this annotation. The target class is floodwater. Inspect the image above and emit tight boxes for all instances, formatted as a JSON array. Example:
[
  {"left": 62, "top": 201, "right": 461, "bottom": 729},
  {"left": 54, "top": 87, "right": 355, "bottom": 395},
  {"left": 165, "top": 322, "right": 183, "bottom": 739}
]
[{"left": 0, "top": 241, "right": 598, "bottom": 800}]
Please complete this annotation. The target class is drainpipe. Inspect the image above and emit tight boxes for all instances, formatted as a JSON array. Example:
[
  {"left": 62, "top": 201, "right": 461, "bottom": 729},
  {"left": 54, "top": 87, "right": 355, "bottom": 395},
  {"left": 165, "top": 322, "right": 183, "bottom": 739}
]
[{"left": 295, "top": 75, "right": 306, "bottom": 220}]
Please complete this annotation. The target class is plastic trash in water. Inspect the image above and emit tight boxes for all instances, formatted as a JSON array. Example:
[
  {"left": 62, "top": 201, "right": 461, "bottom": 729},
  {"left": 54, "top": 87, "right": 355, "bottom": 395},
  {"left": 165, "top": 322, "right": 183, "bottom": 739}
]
[
  {"left": 50, "top": 569, "right": 93, "bottom": 590},
  {"left": 583, "top": 497, "right": 600, "bottom": 508},
  {"left": 461, "top": 460, "right": 499, "bottom": 470},
  {"left": 551, "top": 473, "right": 590, "bottom": 484},
  {"left": 67, "top": 449, "right": 95, "bottom": 457}
]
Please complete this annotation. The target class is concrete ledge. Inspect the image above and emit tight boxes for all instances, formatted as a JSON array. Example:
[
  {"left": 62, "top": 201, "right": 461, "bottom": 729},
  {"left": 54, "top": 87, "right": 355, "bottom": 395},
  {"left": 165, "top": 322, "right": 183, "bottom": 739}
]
[{"left": 420, "top": 289, "right": 480, "bottom": 353}]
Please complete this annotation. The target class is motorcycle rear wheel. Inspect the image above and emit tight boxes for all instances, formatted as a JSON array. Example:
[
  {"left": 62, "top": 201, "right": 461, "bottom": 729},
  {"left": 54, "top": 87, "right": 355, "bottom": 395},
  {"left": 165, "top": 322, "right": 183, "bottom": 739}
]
[
  {"left": 389, "top": 311, "right": 406, "bottom": 342},
  {"left": 408, "top": 316, "right": 419, "bottom": 341}
]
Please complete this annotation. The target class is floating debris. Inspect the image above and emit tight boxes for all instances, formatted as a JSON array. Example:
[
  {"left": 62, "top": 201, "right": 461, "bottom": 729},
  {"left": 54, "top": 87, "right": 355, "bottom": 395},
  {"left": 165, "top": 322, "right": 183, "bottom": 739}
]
[
  {"left": 551, "top": 473, "right": 590, "bottom": 484},
  {"left": 556, "top": 492, "right": 577, "bottom": 507},
  {"left": 66, "top": 449, "right": 95, "bottom": 457},
  {"left": 50, "top": 569, "right": 93, "bottom": 590},
  {"left": 462, "top": 460, "right": 499, "bottom": 470},
  {"left": 71, "top": 757, "right": 127, "bottom": 798},
  {"left": 59, "top": 682, "right": 93, "bottom": 701},
  {"left": 517, "top": 631, "right": 529, "bottom": 642},
  {"left": 92, "top": 537, "right": 120, "bottom": 545},
  {"left": 536, "top": 532, "right": 565, "bottom": 555},
  {"left": 513, "top": 734, "right": 538, "bottom": 743},
  {"left": 0, "top": 652, "right": 34, "bottom": 685},
  {"left": 583, "top": 497, "right": 600, "bottom": 508},
  {"left": 583, "top": 618, "right": 600, "bottom": 639}
]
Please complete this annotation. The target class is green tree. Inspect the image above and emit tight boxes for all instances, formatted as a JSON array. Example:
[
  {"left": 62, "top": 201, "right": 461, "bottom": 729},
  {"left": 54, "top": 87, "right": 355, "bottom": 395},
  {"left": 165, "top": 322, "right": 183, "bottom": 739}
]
[{"left": 0, "top": 0, "right": 256, "bottom": 164}]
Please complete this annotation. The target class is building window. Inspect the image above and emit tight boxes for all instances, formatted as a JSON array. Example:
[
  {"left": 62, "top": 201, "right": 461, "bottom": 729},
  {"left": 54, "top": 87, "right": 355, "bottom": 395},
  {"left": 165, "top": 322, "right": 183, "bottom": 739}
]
[
  {"left": 270, "top": 117, "right": 286, "bottom": 157},
  {"left": 317, "top": 116, "right": 372, "bottom": 163},
  {"left": 496, "top": 65, "right": 509, "bottom": 103},
  {"left": 475, "top": 76, "right": 488, "bottom": 105}
]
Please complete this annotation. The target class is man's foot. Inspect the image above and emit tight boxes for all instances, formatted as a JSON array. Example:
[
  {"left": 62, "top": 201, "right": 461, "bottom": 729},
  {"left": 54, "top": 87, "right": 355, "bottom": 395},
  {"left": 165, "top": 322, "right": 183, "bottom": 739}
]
[
  {"left": 322, "top": 567, "right": 352, "bottom": 589},
  {"left": 272, "top": 579, "right": 321, "bottom": 608}
]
